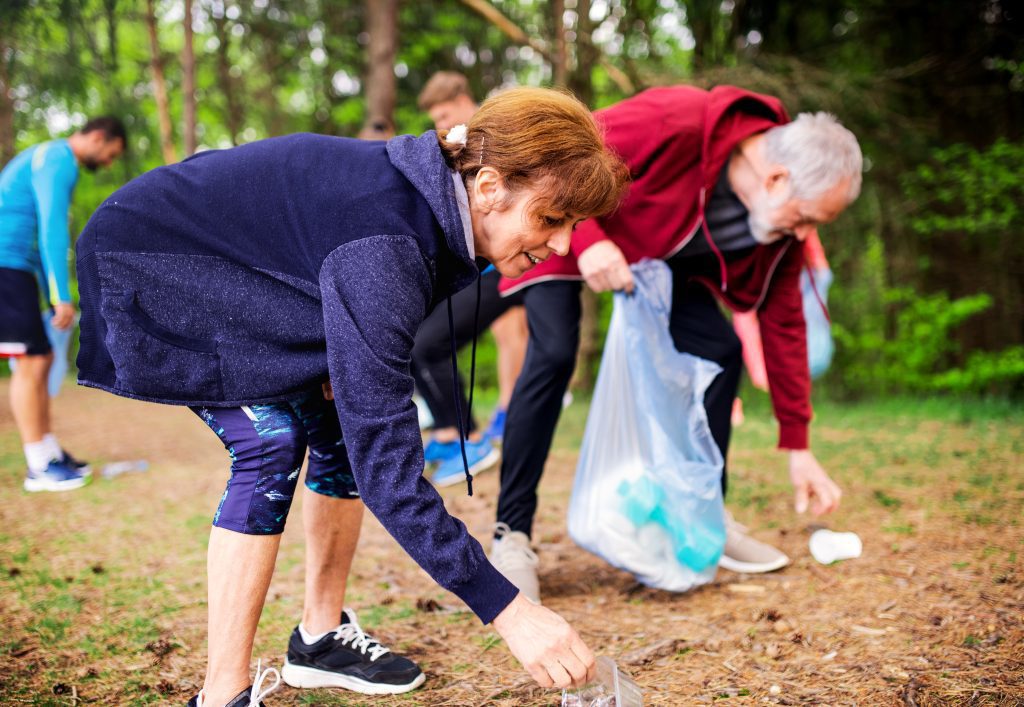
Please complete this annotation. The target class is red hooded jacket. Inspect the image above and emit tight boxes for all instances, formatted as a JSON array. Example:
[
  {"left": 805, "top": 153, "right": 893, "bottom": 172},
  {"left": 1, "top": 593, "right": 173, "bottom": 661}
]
[{"left": 499, "top": 85, "right": 812, "bottom": 449}]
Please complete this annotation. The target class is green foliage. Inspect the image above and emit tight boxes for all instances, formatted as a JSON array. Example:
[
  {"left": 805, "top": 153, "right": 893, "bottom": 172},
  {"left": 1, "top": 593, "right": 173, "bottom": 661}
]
[
  {"left": 827, "top": 140, "right": 1024, "bottom": 397},
  {"left": 902, "top": 140, "right": 1024, "bottom": 237},
  {"left": 833, "top": 288, "right": 1023, "bottom": 395}
]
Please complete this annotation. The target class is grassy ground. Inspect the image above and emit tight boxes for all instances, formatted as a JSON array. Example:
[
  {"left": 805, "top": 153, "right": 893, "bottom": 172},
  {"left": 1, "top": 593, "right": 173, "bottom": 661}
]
[{"left": 1, "top": 383, "right": 1021, "bottom": 705}]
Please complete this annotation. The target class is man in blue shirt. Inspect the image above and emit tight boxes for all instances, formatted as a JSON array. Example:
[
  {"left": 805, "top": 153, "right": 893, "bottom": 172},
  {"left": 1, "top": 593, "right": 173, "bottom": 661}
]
[{"left": 0, "top": 116, "right": 125, "bottom": 491}]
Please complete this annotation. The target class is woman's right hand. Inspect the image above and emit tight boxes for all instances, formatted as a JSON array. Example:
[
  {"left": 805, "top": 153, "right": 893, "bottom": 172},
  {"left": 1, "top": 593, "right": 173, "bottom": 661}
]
[{"left": 491, "top": 593, "right": 596, "bottom": 688}]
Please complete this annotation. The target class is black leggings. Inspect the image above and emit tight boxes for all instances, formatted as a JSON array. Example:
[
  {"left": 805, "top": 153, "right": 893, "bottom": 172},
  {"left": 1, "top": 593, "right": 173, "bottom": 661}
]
[
  {"left": 497, "top": 261, "right": 742, "bottom": 537},
  {"left": 411, "top": 270, "right": 523, "bottom": 430}
]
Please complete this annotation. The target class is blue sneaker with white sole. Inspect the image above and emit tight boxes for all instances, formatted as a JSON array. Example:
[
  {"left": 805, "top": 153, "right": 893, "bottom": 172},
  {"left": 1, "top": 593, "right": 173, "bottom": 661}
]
[
  {"left": 431, "top": 439, "right": 500, "bottom": 487},
  {"left": 484, "top": 408, "right": 507, "bottom": 445},
  {"left": 60, "top": 449, "right": 91, "bottom": 474},
  {"left": 24, "top": 458, "right": 92, "bottom": 492},
  {"left": 423, "top": 437, "right": 460, "bottom": 464}
]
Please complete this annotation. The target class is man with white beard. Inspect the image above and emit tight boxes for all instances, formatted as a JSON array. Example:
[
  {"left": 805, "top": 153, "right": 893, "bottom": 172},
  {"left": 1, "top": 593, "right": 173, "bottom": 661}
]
[{"left": 490, "top": 86, "right": 863, "bottom": 602}]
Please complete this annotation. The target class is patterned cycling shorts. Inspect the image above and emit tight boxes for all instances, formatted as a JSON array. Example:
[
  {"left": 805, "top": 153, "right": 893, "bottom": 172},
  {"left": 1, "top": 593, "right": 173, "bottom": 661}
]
[{"left": 191, "top": 391, "right": 359, "bottom": 535}]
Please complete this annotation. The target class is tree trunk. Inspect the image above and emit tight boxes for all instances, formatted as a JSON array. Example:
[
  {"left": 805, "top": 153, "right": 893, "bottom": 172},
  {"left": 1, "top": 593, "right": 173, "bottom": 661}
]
[
  {"left": 182, "top": 0, "right": 197, "bottom": 155},
  {"left": 552, "top": 0, "right": 567, "bottom": 88},
  {"left": 145, "top": 0, "right": 176, "bottom": 163},
  {"left": 568, "top": 0, "right": 603, "bottom": 394},
  {"left": 358, "top": 0, "right": 398, "bottom": 139},
  {"left": 212, "top": 10, "right": 242, "bottom": 145},
  {"left": 104, "top": 0, "right": 119, "bottom": 74},
  {"left": 684, "top": 0, "right": 718, "bottom": 69},
  {"left": 0, "top": 38, "right": 15, "bottom": 166}
]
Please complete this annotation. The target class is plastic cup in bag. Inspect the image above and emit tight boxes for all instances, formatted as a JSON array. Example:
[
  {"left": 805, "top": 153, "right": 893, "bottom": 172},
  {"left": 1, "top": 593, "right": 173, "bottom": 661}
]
[
  {"left": 561, "top": 656, "right": 644, "bottom": 707},
  {"left": 671, "top": 518, "right": 727, "bottom": 572}
]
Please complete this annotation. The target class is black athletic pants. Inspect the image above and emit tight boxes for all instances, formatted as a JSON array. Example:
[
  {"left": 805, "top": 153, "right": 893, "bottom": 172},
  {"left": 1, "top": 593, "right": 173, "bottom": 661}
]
[
  {"left": 496, "top": 254, "right": 743, "bottom": 537},
  {"left": 411, "top": 270, "right": 523, "bottom": 430}
]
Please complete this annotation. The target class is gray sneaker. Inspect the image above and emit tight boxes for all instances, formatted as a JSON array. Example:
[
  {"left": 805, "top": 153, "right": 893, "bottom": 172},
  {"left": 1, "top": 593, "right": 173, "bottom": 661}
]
[
  {"left": 718, "top": 512, "right": 790, "bottom": 574},
  {"left": 489, "top": 523, "right": 541, "bottom": 603}
]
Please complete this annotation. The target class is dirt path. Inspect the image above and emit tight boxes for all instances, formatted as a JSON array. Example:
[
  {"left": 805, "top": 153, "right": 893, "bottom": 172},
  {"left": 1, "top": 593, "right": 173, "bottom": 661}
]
[{"left": 1, "top": 384, "right": 1021, "bottom": 705}]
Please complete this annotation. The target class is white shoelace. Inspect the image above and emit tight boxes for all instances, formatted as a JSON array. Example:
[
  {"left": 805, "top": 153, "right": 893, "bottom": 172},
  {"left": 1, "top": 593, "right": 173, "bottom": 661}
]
[
  {"left": 492, "top": 522, "right": 539, "bottom": 571},
  {"left": 335, "top": 621, "right": 391, "bottom": 662},
  {"left": 192, "top": 659, "right": 281, "bottom": 707},
  {"left": 249, "top": 660, "right": 281, "bottom": 705}
]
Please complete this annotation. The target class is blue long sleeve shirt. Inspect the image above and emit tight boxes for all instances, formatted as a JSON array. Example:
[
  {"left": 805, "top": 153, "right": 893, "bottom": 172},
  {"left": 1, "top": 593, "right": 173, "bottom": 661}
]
[
  {"left": 0, "top": 139, "right": 79, "bottom": 304},
  {"left": 75, "top": 133, "right": 519, "bottom": 623}
]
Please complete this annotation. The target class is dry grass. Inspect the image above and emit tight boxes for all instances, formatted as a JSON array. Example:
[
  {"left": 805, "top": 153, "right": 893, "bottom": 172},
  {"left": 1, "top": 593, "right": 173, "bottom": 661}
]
[{"left": 1, "top": 384, "right": 1021, "bottom": 706}]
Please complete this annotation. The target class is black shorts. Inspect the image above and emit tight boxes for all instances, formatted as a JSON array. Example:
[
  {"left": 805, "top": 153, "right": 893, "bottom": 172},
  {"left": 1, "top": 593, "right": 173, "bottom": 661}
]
[{"left": 0, "top": 267, "right": 51, "bottom": 357}]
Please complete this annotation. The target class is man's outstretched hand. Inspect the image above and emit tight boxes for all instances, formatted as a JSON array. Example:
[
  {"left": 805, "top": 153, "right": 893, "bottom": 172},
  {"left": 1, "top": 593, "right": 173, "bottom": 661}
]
[{"left": 789, "top": 449, "right": 842, "bottom": 515}]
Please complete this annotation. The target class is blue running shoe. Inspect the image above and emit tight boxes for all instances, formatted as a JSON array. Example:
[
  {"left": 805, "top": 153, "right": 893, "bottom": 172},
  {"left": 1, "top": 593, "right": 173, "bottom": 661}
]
[
  {"left": 60, "top": 448, "right": 91, "bottom": 474},
  {"left": 423, "top": 438, "right": 459, "bottom": 464},
  {"left": 24, "top": 459, "right": 91, "bottom": 493},
  {"left": 432, "top": 440, "right": 500, "bottom": 487},
  {"left": 484, "top": 408, "right": 507, "bottom": 445}
]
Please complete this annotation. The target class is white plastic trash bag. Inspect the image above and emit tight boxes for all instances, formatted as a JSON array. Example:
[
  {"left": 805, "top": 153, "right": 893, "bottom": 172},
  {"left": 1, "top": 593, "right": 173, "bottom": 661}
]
[{"left": 568, "top": 260, "right": 726, "bottom": 592}]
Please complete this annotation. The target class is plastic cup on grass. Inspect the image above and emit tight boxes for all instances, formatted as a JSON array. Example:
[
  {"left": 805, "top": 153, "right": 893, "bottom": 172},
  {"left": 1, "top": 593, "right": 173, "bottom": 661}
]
[
  {"left": 809, "top": 529, "right": 863, "bottom": 564},
  {"left": 562, "top": 656, "right": 644, "bottom": 706}
]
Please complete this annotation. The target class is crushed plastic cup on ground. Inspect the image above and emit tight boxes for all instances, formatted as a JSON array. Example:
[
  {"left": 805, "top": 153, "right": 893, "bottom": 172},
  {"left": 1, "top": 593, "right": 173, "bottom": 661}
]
[
  {"left": 101, "top": 460, "right": 150, "bottom": 479},
  {"left": 809, "top": 528, "right": 862, "bottom": 564},
  {"left": 562, "top": 656, "right": 644, "bottom": 707}
]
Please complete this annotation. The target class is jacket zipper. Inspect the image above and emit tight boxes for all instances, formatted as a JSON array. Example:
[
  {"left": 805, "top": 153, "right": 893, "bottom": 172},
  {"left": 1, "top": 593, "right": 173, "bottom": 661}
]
[
  {"left": 663, "top": 186, "right": 706, "bottom": 258},
  {"left": 751, "top": 240, "right": 792, "bottom": 311},
  {"left": 663, "top": 186, "right": 729, "bottom": 293}
]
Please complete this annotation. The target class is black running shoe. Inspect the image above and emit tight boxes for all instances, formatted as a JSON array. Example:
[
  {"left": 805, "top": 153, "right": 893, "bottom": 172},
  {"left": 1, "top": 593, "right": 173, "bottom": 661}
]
[
  {"left": 185, "top": 685, "right": 267, "bottom": 707},
  {"left": 281, "top": 608, "right": 425, "bottom": 695}
]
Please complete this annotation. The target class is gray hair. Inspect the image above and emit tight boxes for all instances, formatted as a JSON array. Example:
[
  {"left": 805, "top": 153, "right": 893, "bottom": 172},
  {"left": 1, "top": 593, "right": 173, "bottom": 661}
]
[{"left": 763, "top": 112, "right": 863, "bottom": 203}]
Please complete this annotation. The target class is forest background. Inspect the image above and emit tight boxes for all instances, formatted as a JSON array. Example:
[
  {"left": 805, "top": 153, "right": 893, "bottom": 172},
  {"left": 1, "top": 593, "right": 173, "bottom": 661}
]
[{"left": 2, "top": 0, "right": 1022, "bottom": 400}]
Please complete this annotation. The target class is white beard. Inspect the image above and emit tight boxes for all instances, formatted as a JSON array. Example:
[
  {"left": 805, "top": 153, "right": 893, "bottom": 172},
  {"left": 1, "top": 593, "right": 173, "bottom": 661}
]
[{"left": 746, "top": 187, "right": 792, "bottom": 244}]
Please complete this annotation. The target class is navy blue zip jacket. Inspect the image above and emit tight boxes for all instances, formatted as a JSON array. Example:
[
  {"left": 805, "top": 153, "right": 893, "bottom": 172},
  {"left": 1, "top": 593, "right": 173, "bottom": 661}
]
[{"left": 75, "top": 132, "right": 520, "bottom": 623}]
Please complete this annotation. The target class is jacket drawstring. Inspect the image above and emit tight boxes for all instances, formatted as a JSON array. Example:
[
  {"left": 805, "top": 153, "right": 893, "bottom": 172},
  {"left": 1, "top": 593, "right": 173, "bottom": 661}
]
[{"left": 446, "top": 275, "right": 482, "bottom": 496}]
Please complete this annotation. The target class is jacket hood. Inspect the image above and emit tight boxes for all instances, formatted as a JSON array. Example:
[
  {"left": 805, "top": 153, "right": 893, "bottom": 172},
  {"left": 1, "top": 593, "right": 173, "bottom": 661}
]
[
  {"left": 702, "top": 86, "right": 789, "bottom": 192},
  {"left": 386, "top": 132, "right": 478, "bottom": 294},
  {"left": 386, "top": 130, "right": 483, "bottom": 496}
]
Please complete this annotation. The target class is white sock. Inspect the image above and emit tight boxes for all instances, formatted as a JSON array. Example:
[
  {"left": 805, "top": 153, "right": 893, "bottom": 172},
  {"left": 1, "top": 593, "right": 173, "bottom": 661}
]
[
  {"left": 299, "top": 623, "right": 335, "bottom": 645},
  {"left": 42, "top": 433, "right": 63, "bottom": 460},
  {"left": 24, "top": 440, "right": 59, "bottom": 473}
]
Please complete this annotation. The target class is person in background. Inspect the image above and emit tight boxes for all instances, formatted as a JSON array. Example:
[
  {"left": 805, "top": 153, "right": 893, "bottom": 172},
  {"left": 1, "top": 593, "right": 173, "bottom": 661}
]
[
  {"left": 0, "top": 116, "right": 125, "bottom": 492},
  {"left": 412, "top": 71, "right": 530, "bottom": 485},
  {"left": 493, "top": 86, "right": 862, "bottom": 601},
  {"left": 732, "top": 229, "right": 835, "bottom": 427}
]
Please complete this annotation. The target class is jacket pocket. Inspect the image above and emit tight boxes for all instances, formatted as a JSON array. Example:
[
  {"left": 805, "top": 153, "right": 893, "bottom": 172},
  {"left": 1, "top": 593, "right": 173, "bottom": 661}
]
[{"left": 104, "top": 292, "right": 224, "bottom": 399}]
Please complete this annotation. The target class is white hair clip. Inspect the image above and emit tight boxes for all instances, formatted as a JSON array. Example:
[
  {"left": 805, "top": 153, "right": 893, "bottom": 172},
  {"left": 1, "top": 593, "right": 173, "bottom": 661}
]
[{"left": 446, "top": 124, "right": 468, "bottom": 146}]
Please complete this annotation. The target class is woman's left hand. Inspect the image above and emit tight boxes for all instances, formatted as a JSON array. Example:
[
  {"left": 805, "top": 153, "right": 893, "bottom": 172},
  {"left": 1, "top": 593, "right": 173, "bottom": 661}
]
[
  {"left": 492, "top": 593, "right": 595, "bottom": 689},
  {"left": 322, "top": 381, "right": 334, "bottom": 400}
]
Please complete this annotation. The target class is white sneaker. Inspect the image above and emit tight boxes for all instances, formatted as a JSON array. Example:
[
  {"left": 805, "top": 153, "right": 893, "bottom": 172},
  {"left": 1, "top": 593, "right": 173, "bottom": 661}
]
[
  {"left": 718, "top": 512, "right": 790, "bottom": 574},
  {"left": 489, "top": 523, "right": 541, "bottom": 603}
]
